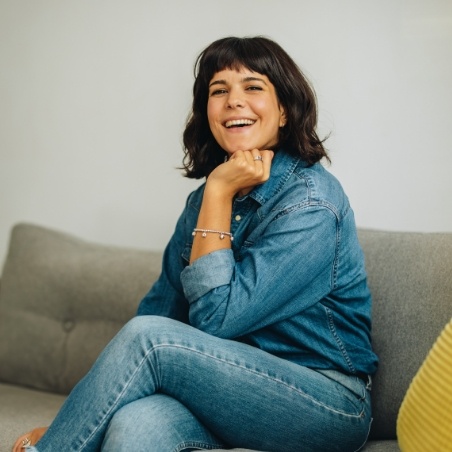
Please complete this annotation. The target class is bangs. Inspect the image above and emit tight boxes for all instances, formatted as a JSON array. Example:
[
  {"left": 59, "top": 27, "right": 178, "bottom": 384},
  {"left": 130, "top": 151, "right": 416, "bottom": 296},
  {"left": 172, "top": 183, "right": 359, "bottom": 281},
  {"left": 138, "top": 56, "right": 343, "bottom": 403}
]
[
  {"left": 196, "top": 37, "right": 276, "bottom": 83},
  {"left": 183, "top": 36, "right": 329, "bottom": 177}
]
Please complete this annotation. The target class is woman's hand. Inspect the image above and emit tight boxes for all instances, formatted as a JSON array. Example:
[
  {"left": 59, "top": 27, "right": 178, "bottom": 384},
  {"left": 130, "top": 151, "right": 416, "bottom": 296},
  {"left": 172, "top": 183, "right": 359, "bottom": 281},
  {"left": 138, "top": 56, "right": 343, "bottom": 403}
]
[
  {"left": 12, "top": 427, "right": 47, "bottom": 452},
  {"left": 207, "top": 149, "right": 274, "bottom": 197},
  {"left": 189, "top": 149, "right": 274, "bottom": 264}
]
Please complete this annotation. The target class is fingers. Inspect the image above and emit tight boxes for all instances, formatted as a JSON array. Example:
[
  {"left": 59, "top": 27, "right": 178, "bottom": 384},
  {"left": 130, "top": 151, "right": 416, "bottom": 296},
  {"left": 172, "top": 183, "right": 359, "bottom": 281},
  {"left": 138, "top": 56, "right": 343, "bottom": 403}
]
[
  {"left": 234, "top": 149, "right": 273, "bottom": 167},
  {"left": 249, "top": 149, "right": 273, "bottom": 181},
  {"left": 231, "top": 149, "right": 273, "bottom": 183},
  {"left": 228, "top": 149, "right": 273, "bottom": 161},
  {"left": 208, "top": 149, "right": 274, "bottom": 197}
]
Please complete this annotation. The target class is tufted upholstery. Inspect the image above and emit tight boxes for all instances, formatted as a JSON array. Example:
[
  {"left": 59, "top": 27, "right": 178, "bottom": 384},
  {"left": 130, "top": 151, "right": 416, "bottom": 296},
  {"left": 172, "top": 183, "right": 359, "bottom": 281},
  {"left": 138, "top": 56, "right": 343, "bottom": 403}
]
[
  {"left": 0, "top": 224, "right": 161, "bottom": 394},
  {"left": 0, "top": 223, "right": 451, "bottom": 451}
]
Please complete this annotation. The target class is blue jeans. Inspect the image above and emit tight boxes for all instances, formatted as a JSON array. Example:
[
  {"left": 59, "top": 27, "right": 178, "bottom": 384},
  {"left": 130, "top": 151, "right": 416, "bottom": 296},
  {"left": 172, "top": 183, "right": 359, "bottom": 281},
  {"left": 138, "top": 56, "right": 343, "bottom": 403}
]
[{"left": 30, "top": 316, "right": 372, "bottom": 452}]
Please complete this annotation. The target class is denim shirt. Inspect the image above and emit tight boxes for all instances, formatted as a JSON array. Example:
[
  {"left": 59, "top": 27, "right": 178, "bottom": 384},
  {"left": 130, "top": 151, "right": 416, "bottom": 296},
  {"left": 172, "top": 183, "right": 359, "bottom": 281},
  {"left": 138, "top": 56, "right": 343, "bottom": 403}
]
[{"left": 137, "top": 151, "right": 379, "bottom": 376}]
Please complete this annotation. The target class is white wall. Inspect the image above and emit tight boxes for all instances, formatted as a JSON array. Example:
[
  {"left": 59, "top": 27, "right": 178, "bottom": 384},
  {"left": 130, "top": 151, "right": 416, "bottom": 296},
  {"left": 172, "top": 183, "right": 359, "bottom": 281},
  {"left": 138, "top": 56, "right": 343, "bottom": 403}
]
[{"left": 1, "top": 0, "right": 452, "bottom": 264}]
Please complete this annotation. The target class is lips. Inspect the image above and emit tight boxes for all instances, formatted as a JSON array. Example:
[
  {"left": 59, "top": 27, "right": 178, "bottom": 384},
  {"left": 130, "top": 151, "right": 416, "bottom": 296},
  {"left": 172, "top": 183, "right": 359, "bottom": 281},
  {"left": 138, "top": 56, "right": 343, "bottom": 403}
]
[{"left": 224, "top": 119, "right": 256, "bottom": 128}]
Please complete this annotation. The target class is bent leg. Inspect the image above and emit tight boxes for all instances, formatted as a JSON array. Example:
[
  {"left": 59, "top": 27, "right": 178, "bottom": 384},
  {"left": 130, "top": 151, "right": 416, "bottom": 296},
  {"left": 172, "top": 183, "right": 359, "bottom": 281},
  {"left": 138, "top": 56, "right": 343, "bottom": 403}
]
[
  {"left": 34, "top": 316, "right": 371, "bottom": 452},
  {"left": 101, "top": 394, "right": 224, "bottom": 452}
]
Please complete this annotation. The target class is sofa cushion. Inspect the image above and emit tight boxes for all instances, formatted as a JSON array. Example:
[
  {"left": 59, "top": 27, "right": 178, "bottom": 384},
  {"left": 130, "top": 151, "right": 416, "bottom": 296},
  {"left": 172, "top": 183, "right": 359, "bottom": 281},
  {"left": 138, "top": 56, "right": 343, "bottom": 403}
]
[
  {"left": 0, "top": 223, "right": 162, "bottom": 394},
  {"left": 358, "top": 229, "right": 452, "bottom": 440},
  {"left": 0, "top": 383, "right": 66, "bottom": 451},
  {"left": 1, "top": 223, "right": 451, "bottom": 449}
]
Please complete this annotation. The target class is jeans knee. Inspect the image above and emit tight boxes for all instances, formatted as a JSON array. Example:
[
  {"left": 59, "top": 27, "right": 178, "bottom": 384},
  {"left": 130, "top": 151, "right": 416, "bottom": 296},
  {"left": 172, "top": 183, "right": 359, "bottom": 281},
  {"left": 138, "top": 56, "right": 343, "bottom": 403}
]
[
  {"left": 102, "top": 404, "right": 138, "bottom": 450},
  {"left": 102, "top": 395, "right": 224, "bottom": 451},
  {"left": 121, "top": 315, "right": 169, "bottom": 338},
  {"left": 119, "top": 316, "right": 187, "bottom": 350}
]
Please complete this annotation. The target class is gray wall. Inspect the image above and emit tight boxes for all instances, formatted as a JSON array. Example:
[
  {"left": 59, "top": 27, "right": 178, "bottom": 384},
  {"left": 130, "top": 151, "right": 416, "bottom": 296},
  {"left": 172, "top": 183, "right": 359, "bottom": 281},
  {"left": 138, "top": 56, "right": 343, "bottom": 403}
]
[{"left": 1, "top": 0, "right": 452, "bottom": 263}]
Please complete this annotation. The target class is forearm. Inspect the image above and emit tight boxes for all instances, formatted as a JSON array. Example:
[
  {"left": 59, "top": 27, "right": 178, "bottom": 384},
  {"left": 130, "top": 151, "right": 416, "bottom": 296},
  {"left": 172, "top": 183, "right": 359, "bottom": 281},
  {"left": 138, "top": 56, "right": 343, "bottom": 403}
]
[
  {"left": 189, "top": 149, "right": 273, "bottom": 264},
  {"left": 190, "top": 181, "right": 234, "bottom": 264}
]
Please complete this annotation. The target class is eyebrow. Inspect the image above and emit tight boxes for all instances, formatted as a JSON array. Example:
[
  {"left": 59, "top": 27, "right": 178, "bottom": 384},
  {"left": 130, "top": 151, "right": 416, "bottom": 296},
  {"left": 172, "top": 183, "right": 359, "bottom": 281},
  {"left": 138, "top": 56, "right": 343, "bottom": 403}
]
[{"left": 209, "top": 76, "right": 267, "bottom": 88}]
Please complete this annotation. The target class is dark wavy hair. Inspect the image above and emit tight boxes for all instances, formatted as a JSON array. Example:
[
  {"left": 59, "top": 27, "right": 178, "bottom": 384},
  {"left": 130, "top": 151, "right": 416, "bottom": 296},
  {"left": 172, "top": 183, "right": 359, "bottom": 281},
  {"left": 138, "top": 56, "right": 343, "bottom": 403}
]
[{"left": 182, "top": 36, "right": 329, "bottom": 179}]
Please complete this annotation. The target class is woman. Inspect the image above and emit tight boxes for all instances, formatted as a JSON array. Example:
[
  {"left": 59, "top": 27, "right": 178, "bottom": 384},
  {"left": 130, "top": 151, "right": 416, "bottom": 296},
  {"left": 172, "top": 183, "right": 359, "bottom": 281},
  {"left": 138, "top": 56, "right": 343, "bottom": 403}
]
[{"left": 14, "top": 36, "right": 378, "bottom": 452}]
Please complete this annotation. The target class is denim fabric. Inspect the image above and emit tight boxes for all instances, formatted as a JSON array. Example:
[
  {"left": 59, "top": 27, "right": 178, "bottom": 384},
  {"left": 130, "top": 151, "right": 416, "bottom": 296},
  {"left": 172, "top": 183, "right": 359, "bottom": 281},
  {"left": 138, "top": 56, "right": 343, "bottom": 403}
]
[
  {"left": 138, "top": 151, "right": 378, "bottom": 376},
  {"left": 31, "top": 316, "right": 372, "bottom": 452},
  {"left": 27, "top": 151, "right": 377, "bottom": 451}
]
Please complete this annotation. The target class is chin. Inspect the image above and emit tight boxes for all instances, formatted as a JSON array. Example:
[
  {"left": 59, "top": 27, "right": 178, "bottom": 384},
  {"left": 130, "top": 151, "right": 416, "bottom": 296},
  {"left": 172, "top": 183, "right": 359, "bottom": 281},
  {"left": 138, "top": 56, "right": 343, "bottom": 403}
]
[{"left": 224, "top": 144, "right": 258, "bottom": 154}]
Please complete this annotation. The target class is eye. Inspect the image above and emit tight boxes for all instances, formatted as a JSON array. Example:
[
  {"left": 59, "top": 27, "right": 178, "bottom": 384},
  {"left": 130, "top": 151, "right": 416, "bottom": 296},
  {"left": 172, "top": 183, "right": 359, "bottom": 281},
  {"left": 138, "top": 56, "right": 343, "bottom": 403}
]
[
  {"left": 210, "top": 88, "right": 227, "bottom": 96},
  {"left": 246, "top": 85, "right": 263, "bottom": 91}
]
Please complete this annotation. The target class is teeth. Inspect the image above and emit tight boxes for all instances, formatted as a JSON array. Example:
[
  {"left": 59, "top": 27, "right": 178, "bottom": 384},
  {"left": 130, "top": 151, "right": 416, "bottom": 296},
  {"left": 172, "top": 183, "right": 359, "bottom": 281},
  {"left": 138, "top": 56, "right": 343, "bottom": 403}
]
[{"left": 225, "top": 119, "right": 255, "bottom": 128}]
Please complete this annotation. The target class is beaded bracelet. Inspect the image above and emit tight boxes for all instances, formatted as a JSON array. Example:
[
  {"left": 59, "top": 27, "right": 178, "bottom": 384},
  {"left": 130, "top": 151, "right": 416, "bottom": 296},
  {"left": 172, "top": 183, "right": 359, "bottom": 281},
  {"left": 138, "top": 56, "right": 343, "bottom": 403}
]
[{"left": 192, "top": 228, "right": 234, "bottom": 241}]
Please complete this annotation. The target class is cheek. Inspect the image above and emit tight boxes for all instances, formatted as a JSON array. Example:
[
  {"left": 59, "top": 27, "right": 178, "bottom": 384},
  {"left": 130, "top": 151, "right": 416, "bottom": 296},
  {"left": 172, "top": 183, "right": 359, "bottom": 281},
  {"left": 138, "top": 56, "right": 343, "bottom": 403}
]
[
  {"left": 254, "top": 99, "right": 281, "bottom": 123},
  {"left": 206, "top": 105, "right": 223, "bottom": 143},
  {"left": 251, "top": 99, "right": 268, "bottom": 114},
  {"left": 207, "top": 97, "right": 220, "bottom": 118},
  {"left": 206, "top": 105, "right": 214, "bottom": 125},
  {"left": 207, "top": 103, "right": 219, "bottom": 128}
]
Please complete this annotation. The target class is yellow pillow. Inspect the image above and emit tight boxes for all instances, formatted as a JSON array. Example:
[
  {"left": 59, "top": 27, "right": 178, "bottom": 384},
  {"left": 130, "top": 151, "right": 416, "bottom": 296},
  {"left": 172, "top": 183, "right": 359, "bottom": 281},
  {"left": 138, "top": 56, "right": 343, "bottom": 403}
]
[{"left": 397, "top": 318, "right": 452, "bottom": 451}]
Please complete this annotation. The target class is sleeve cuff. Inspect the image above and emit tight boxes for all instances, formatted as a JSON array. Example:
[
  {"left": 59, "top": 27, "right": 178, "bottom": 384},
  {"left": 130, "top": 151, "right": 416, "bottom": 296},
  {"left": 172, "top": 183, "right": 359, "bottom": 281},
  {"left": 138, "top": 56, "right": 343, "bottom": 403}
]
[{"left": 180, "top": 249, "right": 234, "bottom": 302}]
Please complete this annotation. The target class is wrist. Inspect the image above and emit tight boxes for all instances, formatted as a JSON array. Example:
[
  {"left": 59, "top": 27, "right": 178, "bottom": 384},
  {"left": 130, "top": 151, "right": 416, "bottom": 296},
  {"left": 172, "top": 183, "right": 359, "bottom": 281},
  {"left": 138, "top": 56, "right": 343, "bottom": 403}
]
[{"left": 204, "top": 179, "right": 237, "bottom": 202}]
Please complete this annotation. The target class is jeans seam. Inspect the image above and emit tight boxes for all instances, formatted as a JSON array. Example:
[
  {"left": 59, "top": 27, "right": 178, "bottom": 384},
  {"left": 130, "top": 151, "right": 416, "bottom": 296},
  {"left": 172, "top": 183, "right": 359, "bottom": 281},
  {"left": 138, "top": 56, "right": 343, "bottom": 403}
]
[
  {"left": 174, "top": 441, "right": 224, "bottom": 451},
  {"left": 324, "top": 307, "right": 355, "bottom": 374},
  {"left": 159, "top": 343, "right": 366, "bottom": 419},
  {"left": 80, "top": 340, "right": 365, "bottom": 450},
  {"left": 79, "top": 346, "right": 159, "bottom": 450},
  {"left": 353, "top": 416, "right": 373, "bottom": 451}
]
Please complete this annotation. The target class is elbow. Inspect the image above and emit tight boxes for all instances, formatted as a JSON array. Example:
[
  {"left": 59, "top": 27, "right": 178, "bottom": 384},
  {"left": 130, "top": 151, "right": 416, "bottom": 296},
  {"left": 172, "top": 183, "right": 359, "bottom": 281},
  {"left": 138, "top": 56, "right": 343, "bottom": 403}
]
[{"left": 189, "top": 309, "right": 233, "bottom": 339}]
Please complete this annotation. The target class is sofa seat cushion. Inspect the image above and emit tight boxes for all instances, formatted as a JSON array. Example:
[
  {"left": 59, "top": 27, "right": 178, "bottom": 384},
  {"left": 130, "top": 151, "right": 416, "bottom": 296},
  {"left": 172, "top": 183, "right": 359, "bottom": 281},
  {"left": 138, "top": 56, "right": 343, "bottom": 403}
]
[
  {"left": 0, "top": 383, "right": 65, "bottom": 451},
  {"left": 0, "top": 223, "right": 162, "bottom": 394}
]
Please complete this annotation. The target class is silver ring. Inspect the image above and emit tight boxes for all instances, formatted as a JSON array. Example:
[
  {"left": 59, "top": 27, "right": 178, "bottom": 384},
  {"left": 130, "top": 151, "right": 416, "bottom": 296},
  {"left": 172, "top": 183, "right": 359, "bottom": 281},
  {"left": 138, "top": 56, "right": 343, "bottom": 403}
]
[
  {"left": 253, "top": 156, "right": 263, "bottom": 161},
  {"left": 22, "top": 438, "right": 31, "bottom": 448}
]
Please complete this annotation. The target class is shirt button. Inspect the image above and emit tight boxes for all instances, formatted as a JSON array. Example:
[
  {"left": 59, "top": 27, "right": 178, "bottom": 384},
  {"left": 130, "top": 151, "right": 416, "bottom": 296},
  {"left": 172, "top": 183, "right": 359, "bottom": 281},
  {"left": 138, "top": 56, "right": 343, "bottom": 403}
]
[{"left": 235, "top": 215, "right": 242, "bottom": 221}]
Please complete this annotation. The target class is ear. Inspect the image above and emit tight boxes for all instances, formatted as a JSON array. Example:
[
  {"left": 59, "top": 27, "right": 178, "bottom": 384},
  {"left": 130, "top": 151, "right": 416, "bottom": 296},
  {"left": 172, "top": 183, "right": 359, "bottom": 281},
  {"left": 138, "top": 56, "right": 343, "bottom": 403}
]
[{"left": 279, "top": 107, "right": 287, "bottom": 127}]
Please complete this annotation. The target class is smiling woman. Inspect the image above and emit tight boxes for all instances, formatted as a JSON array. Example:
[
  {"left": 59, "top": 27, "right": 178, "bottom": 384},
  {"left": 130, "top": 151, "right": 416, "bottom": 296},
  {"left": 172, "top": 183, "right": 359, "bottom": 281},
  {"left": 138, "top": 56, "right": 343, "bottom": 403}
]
[
  {"left": 15, "top": 37, "right": 377, "bottom": 452},
  {"left": 182, "top": 36, "right": 330, "bottom": 179},
  {"left": 206, "top": 69, "right": 285, "bottom": 155}
]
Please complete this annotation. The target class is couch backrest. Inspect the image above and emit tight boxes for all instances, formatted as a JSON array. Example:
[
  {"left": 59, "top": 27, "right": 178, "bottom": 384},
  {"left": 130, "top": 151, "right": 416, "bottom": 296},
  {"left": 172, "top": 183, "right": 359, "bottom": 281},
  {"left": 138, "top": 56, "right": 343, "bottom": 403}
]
[
  {"left": 358, "top": 229, "right": 452, "bottom": 440},
  {"left": 0, "top": 223, "right": 162, "bottom": 394},
  {"left": 1, "top": 224, "right": 451, "bottom": 441}
]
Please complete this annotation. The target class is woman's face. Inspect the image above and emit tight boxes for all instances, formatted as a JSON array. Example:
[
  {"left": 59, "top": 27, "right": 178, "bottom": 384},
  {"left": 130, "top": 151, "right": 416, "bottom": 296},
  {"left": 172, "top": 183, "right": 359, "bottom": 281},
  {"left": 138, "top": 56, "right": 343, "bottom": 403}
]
[{"left": 207, "top": 66, "right": 286, "bottom": 156}]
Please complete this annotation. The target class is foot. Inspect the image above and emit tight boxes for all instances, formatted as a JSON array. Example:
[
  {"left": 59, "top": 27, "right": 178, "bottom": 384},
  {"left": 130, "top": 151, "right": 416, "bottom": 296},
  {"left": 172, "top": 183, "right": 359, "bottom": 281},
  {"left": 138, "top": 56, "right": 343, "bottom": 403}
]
[{"left": 12, "top": 427, "right": 47, "bottom": 452}]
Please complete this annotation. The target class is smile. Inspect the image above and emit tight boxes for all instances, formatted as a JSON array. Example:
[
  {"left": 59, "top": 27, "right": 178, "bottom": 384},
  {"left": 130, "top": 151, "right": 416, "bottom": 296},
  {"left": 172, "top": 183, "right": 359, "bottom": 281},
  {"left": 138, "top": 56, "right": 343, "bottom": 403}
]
[{"left": 224, "top": 119, "right": 256, "bottom": 128}]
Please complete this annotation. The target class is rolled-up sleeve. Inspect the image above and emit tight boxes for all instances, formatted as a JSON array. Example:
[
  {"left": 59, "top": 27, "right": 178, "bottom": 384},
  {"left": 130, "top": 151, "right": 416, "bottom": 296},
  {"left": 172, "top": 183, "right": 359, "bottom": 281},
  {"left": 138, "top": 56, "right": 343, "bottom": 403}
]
[
  {"left": 180, "top": 249, "right": 235, "bottom": 301},
  {"left": 180, "top": 205, "right": 338, "bottom": 339}
]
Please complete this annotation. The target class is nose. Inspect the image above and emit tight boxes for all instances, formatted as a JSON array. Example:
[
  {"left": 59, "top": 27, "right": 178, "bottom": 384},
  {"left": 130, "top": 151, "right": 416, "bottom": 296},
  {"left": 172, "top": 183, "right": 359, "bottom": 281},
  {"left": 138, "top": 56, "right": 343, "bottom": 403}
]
[{"left": 226, "top": 88, "right": 245, "bottom": 109}]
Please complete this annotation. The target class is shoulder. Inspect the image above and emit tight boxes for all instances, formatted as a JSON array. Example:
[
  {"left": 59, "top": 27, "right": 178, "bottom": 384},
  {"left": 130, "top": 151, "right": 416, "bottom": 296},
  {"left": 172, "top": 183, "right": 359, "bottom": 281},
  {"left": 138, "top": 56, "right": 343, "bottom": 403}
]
[
  {"left": 295, "top": 162, "right": 347, "bottom": 200},
  {"left": 275, "top": 158, "right": 351, "bottom": 221}
]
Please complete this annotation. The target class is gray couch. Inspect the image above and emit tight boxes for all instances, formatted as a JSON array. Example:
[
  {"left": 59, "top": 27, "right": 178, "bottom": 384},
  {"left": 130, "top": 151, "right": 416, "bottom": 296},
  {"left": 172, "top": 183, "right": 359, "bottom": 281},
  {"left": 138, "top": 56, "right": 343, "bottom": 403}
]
[{"left": 0, "top": 223, "right": 451, "bottom": 452}]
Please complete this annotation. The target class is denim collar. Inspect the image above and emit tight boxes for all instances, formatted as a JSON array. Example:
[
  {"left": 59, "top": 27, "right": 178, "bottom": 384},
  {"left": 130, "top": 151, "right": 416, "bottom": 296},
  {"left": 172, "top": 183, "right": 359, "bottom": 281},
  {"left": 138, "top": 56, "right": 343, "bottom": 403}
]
[{"left": 245, "top": 151, "right": 304, "bottom": 206}]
